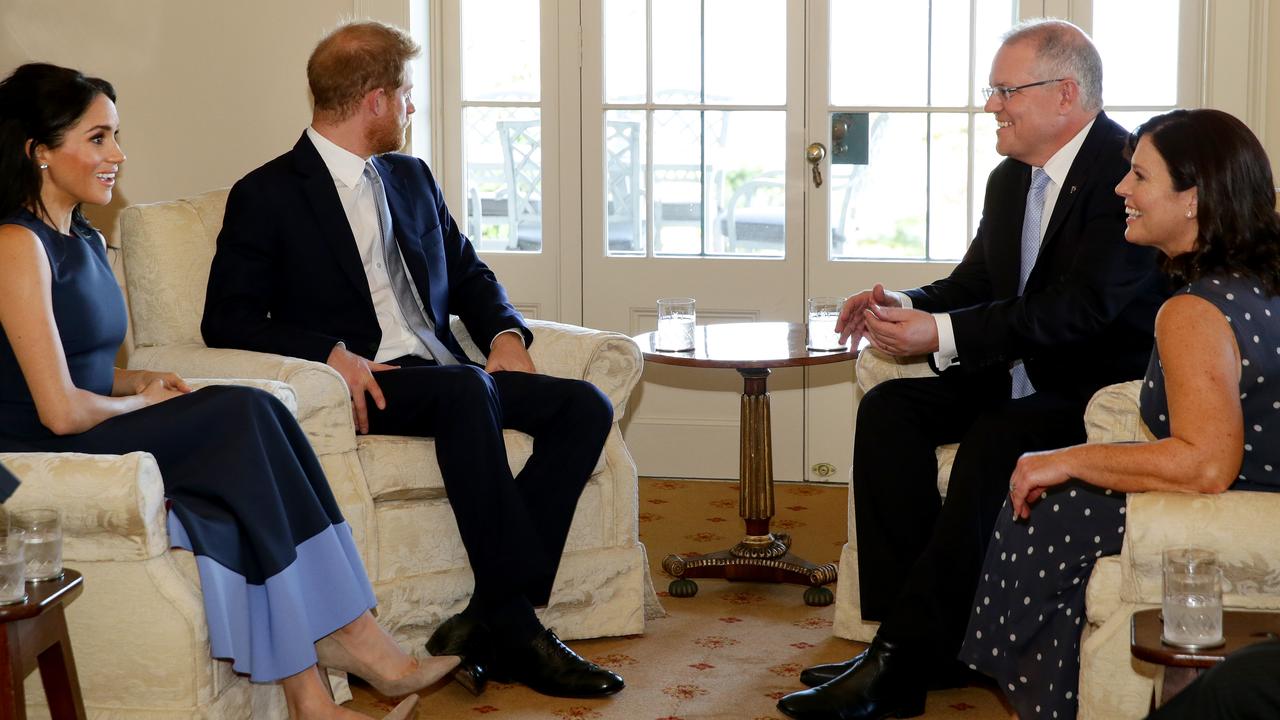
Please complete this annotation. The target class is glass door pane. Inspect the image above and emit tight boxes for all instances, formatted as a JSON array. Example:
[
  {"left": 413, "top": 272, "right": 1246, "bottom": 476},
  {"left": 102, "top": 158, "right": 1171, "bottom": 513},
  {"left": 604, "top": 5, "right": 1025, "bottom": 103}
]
[
  {"left": 827, "top": 0, "right": 1013, "bottom": 261},
  {"left": 602, "top": 0, "right": 788, "bottom": 258},
  {"left": 461, "top": 0, "right": 543, "bottom": 253}
]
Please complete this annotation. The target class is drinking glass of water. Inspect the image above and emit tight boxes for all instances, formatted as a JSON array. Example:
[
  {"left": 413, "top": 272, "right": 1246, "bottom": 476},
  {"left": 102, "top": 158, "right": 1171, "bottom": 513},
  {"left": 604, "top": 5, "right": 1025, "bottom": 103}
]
[
  {"left": 0, "top": 521, "right": 25, "bottom": 605},
  {"left": 1162, "top": 546, "right": 1224, "bottom": 648},
  {"left": 655, "top": 297, "right": 696, "bottom": 352},
  {"left": 13, "top": 508, "right": 63, "bottom": 583},
  {"left": 807, "top": 297, "right": 847, "bottom": 351}
]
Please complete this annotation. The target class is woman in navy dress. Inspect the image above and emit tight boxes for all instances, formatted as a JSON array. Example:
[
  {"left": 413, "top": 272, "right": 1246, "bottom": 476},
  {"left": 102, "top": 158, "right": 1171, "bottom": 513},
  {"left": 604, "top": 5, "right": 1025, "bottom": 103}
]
[
  {"left": 958, "top": 109, "right": 1280, "bottom": 719},
  {"left": 0, "top": 64, "right": 458, "bottom": 719}
]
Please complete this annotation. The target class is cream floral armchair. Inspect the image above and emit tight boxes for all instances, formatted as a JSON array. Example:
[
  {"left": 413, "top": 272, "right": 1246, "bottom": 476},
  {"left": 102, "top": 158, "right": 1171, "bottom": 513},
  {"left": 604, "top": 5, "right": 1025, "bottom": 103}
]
[
  {"left": 8, "top": 188, "right": 652, "bottom": 718},
  {"left": 836, "top": 350, "right": 1280, "bottom": 719}
]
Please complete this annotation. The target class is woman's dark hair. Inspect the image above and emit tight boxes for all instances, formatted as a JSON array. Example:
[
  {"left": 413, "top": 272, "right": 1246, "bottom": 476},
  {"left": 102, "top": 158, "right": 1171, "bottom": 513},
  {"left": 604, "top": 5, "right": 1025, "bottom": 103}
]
[
  {"left": 0, "top": 63, "right": 116, "bottom": 225},
  {"left": 1130, "top": 109, "right": 1280, "bottom": 295}
]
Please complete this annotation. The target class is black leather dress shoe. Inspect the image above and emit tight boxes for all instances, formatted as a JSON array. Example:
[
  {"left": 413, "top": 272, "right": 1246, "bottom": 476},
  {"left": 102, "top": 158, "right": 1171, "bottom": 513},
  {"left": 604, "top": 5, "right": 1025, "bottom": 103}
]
[
  {"left": 490, "top": 628, "right": 625, "bottom": 698},
  {"left": 799, "top": 649, "right": 868, "bottom": 687},
  {"left": 426, "top": 614, "right": 492, "bottom": 696},
  {"left": 801, "top": 651, "right": 972, "bottom": 690},
  {"left": 777, "top": 637, "right": 926, "bottom": 720}
]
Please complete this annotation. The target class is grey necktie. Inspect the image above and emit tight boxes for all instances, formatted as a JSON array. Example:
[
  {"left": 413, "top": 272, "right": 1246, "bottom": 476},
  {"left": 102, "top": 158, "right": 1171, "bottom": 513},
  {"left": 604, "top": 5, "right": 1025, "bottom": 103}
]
[
  {"left": 1010, "top": 168, "right": 1051, "bottom": 399},
  {"left": 363, "top": 162, "right": 458, "bottom": 365}
]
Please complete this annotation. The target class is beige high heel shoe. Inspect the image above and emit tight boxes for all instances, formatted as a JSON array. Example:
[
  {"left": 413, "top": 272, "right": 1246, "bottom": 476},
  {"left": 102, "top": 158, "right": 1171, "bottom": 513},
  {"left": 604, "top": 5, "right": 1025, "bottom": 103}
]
[
  {"left": 381, "top": 695, "right": 418, "bottom": 719},
  {"left": 316, "top": 635, "right": 461, "bottom": 697}
]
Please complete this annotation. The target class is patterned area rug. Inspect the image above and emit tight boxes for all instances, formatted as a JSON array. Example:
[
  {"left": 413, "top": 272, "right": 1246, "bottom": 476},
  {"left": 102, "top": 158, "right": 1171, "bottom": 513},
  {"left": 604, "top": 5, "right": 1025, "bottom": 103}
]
[{"left": 349, "top": 478, "right": 1011, "bottom": 719}]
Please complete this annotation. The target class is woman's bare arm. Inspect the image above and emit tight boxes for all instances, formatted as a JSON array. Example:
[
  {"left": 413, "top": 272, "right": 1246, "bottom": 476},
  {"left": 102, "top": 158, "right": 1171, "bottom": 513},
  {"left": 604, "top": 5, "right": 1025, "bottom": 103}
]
[
  {"left": 1010, "top": 293, "right": 1243, "bottom": 518},
  {"left": 0, "top": 224, "right": 179, "bottom": 435}
]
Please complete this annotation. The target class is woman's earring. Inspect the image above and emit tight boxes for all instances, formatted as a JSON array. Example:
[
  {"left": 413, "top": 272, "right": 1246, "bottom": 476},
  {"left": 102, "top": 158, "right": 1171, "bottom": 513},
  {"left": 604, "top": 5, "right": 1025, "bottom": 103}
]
[
  {"left": 38, "top": 163, "right": 48, "bottom": 170},
  {"left": 1185, "top": 208, "right": 1194, "bottom": 218}
]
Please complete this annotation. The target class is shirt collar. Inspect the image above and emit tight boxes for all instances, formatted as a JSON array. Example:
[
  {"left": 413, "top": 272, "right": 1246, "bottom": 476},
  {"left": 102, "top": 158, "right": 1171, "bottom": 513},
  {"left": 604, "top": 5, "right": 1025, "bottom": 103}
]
[
  {"left": 306, "top": 126, "right": 369, "bottom": 189},
  {"left": 1039, "top": 117, "right": 1095, "bottom": 188}
]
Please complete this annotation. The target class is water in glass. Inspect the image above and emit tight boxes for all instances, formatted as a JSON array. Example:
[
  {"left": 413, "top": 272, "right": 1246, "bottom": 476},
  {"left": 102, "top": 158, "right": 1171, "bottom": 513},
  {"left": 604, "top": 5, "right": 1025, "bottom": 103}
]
[
  {"left": 1163, "top": 592, "right": 1224, "bottom": 647},
  {"left": 0, "top": 536, "right": 25, "bottom": 605},
  {"left": 22, "top": 533, "right": 62, "bottom": 582}
]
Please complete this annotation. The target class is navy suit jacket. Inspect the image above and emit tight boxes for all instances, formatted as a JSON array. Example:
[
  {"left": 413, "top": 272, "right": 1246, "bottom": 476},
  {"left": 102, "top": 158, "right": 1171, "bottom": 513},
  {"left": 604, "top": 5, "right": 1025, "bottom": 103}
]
[
  {"left": 905, "top": 112, "right": 1170, "bottom": 402},
  {"left": 202, "top": 133, "right": 530, "bottom": 363},
  {"left": 0, "top": 461, "right": 16, "bottom": 502}
]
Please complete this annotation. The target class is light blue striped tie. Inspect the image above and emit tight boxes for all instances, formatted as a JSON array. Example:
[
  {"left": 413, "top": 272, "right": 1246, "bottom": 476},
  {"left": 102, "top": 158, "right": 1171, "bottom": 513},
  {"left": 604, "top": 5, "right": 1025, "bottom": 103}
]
[
  {"left": 364, "top": 163, "right": 458, "bottom": 365},
  {"left": 1010, "top": 168, "right": 1051, "bottom": 399}
]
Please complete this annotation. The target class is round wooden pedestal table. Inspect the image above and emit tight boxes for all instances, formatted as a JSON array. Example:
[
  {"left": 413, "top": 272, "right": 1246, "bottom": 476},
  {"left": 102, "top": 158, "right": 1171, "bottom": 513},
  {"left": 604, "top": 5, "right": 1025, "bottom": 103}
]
[{"left": 634, "top": 321, "right": 856, "bottom": 606}]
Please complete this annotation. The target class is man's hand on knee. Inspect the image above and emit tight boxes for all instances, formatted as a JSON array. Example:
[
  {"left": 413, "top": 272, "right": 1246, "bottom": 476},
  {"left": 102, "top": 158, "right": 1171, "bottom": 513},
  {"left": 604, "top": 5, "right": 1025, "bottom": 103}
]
[
  {"left": 485, "top": 332, "right": 536, "bottom": 374},
  {"left": 327, "top": 343, "right": 396, "bottom": 434}
]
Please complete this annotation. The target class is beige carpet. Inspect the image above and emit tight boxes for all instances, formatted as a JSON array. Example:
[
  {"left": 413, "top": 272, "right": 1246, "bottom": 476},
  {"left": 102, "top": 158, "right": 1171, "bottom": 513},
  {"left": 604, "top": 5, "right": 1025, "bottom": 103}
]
[{"left": 350, "top": 478, "right": 1011, "bottom": 719}]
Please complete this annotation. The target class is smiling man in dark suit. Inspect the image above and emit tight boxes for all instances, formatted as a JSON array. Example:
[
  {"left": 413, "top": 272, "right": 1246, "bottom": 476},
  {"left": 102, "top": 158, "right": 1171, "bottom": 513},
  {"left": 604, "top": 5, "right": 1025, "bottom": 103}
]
[
  {"left": 778, "top": 19, "right": 1169, "bottom": 720},
  {"left": 202, "top": 21, "right": 623, "bottom": 701}
]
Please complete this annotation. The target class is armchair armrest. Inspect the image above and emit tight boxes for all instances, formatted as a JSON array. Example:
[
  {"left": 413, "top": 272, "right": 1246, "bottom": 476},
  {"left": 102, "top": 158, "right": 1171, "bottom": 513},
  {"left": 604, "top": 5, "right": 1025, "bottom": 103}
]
[
  {"left": 185, "top": 378, "right": 298, "bottom": 417},
  {"left": 1119, "top": 490, "right": 1280, "bottom": 607},
  {"left": 1084, "top": 380, "right": 1151, "bottom": 444},
  {"left": 855, "top": 348, "right": 934, "bottom": 397},
  {"left": 129, "top": 344, "right": 355, "bottom": 455},
  {"left": 1, "top": 451, "right": 169, "bottom": 562},
  {"left": 448, "top": 318, "right": 644, "bottom": 415}
]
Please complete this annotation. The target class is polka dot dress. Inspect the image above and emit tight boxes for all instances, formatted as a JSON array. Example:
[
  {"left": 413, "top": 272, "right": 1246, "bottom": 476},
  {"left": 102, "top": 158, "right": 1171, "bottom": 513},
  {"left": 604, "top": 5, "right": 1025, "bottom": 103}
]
[
  {"left": 958, "top": 273, "right": 1280, "bottom": 719},
  {"left": 1142, "top": 274, "right": 1280, "bottom": 492}
]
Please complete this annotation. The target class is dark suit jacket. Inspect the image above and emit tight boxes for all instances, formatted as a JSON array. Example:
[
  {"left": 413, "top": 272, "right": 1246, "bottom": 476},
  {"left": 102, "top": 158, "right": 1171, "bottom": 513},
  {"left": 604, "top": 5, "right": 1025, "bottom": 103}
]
[
  {"left": 202, "top": 133, "right": 530, "bottom": 363},
  {"left": 905, "top": 112, "right": 1169, "bottom": 402},
  {"left": 0, "top": 461, "right": 17, "bottom": 502}
]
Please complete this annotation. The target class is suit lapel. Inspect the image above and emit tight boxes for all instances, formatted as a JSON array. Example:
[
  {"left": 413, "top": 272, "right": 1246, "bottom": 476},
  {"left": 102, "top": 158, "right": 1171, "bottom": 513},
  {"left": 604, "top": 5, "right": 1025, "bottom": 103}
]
[
  {"left": 374, "top": 157, "right": 439, "bottom": 327},
  {"left": 1038, "top": 114, "right": 1112, "bottom": 266},
  {"left": 993, "top": 163, "right": 1032, "bottom": 299},
  {"left": 292, "top": 134, "right": 376, "bottom": 315}
]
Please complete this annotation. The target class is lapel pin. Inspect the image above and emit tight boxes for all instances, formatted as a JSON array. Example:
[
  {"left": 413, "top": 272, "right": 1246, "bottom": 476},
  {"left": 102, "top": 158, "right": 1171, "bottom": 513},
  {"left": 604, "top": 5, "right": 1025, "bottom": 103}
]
[{"left": 1070, "top": 185, "right": 1078, "bottom": 194}]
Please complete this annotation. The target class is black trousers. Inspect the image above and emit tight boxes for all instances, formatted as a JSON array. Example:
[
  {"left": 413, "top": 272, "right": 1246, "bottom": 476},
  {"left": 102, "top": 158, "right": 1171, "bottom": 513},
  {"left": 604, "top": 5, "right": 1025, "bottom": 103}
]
[
  {"left": 852, "top": 370, "right": 1087, "bottom": 664},
  {"left": 1146, "top": 641, "right": 1280, "bottom": 719},
  {"left": 368, "top": 360, "right": 613, "bottom": 633}
]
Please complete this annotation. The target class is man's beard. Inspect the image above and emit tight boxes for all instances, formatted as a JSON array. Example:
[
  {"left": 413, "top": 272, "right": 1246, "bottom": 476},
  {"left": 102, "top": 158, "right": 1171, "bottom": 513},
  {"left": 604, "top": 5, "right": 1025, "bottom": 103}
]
[{"left": 367, "top": 115, "right": 407, "bottom": 155}]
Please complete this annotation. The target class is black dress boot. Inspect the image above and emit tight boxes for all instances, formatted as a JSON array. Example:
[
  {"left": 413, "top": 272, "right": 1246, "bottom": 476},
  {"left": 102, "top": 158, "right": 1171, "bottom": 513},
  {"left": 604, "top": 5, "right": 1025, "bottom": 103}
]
[{"left": 777, "top": 636, "right": 927, "bottom": 720}]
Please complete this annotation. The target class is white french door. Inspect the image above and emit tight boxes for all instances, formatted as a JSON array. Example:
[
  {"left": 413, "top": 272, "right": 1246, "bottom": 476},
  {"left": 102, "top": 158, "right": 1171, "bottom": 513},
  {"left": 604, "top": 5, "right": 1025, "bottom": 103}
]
[
  {"left": 425, "top": 0, "right": 1250, "bottom": 482},
  {"left": 581, "top": 1, "right": 809, "bottom": 480}
]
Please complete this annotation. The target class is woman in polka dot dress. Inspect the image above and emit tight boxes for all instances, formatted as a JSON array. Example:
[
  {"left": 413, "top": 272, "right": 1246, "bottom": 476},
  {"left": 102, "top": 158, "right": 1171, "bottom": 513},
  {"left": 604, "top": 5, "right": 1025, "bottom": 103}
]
[{"left": 958, "top": 108, "right": 1280, "bottom": 719}]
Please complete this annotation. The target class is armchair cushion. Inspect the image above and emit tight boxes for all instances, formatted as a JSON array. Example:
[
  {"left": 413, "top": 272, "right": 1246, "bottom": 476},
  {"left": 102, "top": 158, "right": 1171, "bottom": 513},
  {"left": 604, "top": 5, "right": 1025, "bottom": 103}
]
[
  {"left": 1120, "top": 490, "right": 1280, "bottom": 607},
  {"left": 0, "top": 451, "right": 167, "bottom": 562}
]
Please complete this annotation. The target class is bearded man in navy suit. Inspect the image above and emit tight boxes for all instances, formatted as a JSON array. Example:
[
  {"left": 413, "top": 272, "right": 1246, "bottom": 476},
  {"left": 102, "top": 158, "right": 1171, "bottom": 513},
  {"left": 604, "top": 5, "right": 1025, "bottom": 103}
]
[{"left": 202, "top": 20, "right": 623, "bottom": 701}]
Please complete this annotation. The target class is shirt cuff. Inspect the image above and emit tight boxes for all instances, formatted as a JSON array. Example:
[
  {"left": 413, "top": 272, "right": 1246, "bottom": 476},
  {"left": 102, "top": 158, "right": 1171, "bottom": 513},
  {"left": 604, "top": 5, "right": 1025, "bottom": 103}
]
[
  {"left": 932, "top": 314, "right": 958, "bottom": 370},
  {"left": 489, "top": 328, "right": 525, "bottom": 350},
  {"left": 889, "top": 290, "right": 912, "bottom": 309}
]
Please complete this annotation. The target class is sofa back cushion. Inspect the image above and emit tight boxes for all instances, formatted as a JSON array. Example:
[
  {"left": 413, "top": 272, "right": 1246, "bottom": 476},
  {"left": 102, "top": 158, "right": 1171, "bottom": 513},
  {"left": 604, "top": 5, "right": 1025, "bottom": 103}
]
[{"left": 119, "top": 189, "right": 229, "bottom": 348}]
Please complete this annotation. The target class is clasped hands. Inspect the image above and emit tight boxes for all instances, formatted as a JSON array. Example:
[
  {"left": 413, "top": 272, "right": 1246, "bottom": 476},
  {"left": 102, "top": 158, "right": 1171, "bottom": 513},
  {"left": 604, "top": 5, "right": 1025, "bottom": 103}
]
[
  {"left": 836, "top": 283, "right": 939, "bottom": 357},
  {"left": 115, "top": 368, "right": 192, "bottom": 404},
  {"left": 327, "top": 333, "right": 535, "bottom": 434}
]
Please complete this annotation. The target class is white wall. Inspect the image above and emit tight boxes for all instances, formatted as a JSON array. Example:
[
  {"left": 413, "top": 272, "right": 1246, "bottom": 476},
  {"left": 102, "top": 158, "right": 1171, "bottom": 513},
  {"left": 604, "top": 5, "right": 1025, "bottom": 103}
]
[{"left": 0, "top": 0, "right": 375, "bottom": 242}]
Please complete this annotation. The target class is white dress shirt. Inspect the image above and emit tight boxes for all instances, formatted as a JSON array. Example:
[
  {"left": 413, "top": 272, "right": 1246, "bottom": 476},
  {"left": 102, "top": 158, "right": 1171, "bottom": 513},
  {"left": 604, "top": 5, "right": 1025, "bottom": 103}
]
[{"left": 915, "top": 118, "right": 1097, "bottom": 371}]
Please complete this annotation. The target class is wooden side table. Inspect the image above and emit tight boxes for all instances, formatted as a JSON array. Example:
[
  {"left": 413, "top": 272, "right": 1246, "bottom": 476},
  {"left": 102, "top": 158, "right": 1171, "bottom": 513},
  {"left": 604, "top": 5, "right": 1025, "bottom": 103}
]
[
  {"left": 1130, "top": 607, "right": 1280, "bottom": 708},
  {"left": 634, "top": 322, "right": 856, "bottom": 606},
  {"left": 0, "top": 569, "right": 85, "bottom": 719}
]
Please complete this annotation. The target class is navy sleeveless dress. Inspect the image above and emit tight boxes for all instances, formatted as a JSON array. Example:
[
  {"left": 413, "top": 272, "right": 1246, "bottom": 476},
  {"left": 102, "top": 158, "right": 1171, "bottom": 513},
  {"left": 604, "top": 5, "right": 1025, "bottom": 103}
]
[
  {"left": 958, "top": 273, "right": 1280, "bottom": 719},
  {"left": 0, "top": 209, "right": 376, "bottom": 682}
]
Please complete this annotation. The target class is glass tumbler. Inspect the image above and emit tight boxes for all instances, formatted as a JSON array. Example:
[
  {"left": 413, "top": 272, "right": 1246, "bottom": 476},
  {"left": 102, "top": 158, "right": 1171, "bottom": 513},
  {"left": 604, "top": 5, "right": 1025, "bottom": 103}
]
[
  {"left": 1162, "top": 546, "right": 1224, "bottom": 648},
  {"left": 655, "top": 297, "right": 696, "bottom": 351}
]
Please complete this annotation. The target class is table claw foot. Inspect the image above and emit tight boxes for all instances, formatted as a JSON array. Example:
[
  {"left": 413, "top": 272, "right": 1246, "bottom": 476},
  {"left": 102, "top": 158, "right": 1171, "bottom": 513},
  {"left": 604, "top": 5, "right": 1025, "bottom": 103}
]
[
  {"left": 804, "top": 585, "right": 834, "bottom": 606},
  {"left": 669, "top": 578, "right": 699, "bottom": 598}
]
